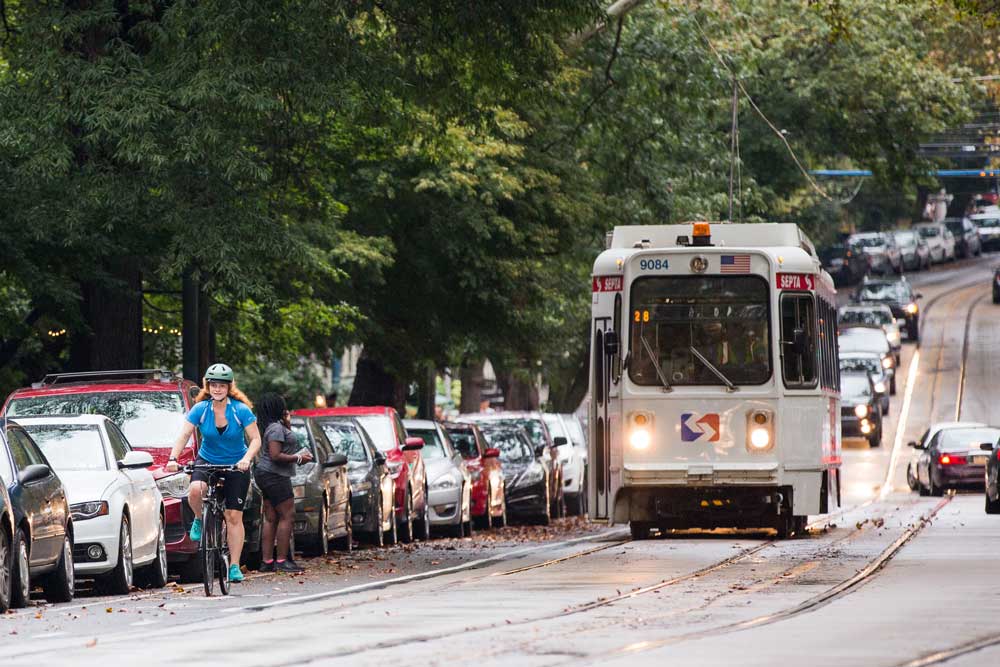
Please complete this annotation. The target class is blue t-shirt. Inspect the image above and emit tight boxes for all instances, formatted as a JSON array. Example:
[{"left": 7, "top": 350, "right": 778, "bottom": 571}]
[{"left": 186, "top": 399, "right": 257, "bottom": 465}]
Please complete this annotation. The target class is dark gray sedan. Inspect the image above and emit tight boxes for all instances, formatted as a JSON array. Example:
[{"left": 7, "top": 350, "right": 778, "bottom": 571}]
[
  {"left": 912, "top": 425, "right": 1000, "bottom": 497},
  {"left": 288, "top": 417, "right": 352, "bottom": 555},
  {"left": 984, "top": 437, "right": 1000, "bottom": 514}
]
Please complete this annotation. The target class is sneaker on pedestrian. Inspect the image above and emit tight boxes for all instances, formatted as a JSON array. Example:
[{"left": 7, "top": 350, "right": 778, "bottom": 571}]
[
  {"left": 275, "top": 559, "right": 305, "bottom": 573},
  {"left": 228, "top": 563, "right": 244, "bottom": 582},
  {"left": 189, "top": 518, "right": 202, "bottom": 542},
  {"left": 260, "top": 560, "right": 275, "bottom": 573}
]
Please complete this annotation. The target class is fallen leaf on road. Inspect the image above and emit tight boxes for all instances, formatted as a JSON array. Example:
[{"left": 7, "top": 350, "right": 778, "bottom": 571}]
[
  {"left": 85, "top": 639, "right": 98, "bottom": 648},
  {"left": 105, "top": 608, "right": 113, "bottom": 613}
]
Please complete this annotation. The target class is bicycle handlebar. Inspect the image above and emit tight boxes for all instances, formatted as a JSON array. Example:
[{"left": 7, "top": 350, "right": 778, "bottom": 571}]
[{"left": 182, "top": 463, "right": 240, "bottom": 474}]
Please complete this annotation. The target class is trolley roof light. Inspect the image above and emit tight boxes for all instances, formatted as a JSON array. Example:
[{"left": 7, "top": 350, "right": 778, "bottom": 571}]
[{"left": 692, "top": 222, "right": 713, "bottom": 247}]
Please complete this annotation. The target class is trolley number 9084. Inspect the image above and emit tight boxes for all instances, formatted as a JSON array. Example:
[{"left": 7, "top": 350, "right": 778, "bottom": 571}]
[{"left": 638, "top": 258, "right": 669, "bottom": 271}]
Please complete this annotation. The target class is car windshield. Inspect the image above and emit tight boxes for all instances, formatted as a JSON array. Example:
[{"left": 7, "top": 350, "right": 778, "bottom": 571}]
[
  {"left": 446, "top": 428, "right": 480, "bottom": 459},
  {"left": 354, "top": 415, "right": 396, "bottom": 453},
  {"left": 543, "top": 415, "right": 569, "bottom": 442},
  {"left": 973, "top": 217, "right": 1000, "bottom": 228},
  {"left": 562, "top": 416, "right": 586, "bottom": 447},
  {"left": 481, "top": 429, "right": 533, "bottom": 463},
  {"left": 841, "top": 374, "right": 872, "bottom": 400},
  {"left": 629, "top": 275, "right": 770, "bottom": 386},
  {"left": 945, "top": 221, "right": 964, "bottom": 234},
  {"left": 857, "top": 282, "right": 908, "bottom": 301},
  {"left": 22, "top": 424, "right": 108, "bottom": 472},
  {"left": 477, "top": 417, "right": 548, "bottom": 449},
  {"left": 917, "top": 226, "right": 939, "bottom": 238},
  {"left": 819, "top": 245, "right": 847, "bottom": 261},
  {"left": 312, "top": 421, "right": 369, "bottom": 463},
  {"left": 840, "top": 356, "right": 880, "bottom": 374},
  {"left": 7, "top": 391, "right": 184, "bottom": 449},
  {"left": 851, "top": 236, "right": 884, "bottom": 248},
  {"left": 839, "top": 329, "right": 889, "bottom": 354},
  {"left": 840, "top": 309, "right": 892, "bottom": 327},
  {"left": 406, "top": 428, "right": 447, "bottom": 460},
  {"left": 938, "top": 427, "right": 1000, "bottom": 452},
  {"left": 895, "top": 232, "right": 917, "bottom": 247}
]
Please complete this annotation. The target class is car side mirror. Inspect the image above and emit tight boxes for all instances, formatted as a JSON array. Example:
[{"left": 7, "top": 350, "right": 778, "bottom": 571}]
[
  {"left": 915, "top": 292, "right": 923, "bottom": 299},
  {"left": 118, "top": 451, "right": 154, "bottom": 469},
  {"left": 907, "top": 441, "right": 921, "bottom": 449},
  {"left": 553, "top": 436, "right": 568, "bottom": 447},
  {"left": 604, "top": 330, "right": 619, "bottom": 356},
  {"left": 403, "top": 437, "right": 424, "bottom": 451},
  {"left": 980, "top": 442, "right": 995, "bottom": 452},
  {"left": 483, "top": 447, "right": 500, "bottom": 459},
  {"left": 324, "top": 453, "right": 349, "bottom": 468},
  {"left": 18, "top": 463, "right": 51, "bottom": 484},
  {"left": 373, "top": 452, "right": 386, "bottom": 465}
]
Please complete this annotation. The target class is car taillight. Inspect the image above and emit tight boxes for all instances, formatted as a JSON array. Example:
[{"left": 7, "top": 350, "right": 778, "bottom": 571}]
[{"left": 939, "top": 454, "right": 967, "bottom": 465}]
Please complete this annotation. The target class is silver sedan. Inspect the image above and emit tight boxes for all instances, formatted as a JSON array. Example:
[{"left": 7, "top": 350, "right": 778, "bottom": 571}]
[{"left": 403, "top": 419, "right": 472, "bottom": 537}]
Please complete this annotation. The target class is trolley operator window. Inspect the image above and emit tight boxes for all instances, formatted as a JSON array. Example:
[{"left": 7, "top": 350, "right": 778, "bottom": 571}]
[
  {"left": 780, "top": 293, "right": 817, "bottom": 388},
  {"left": 629, "top": 276, "right": 771, "bottom": 387}
]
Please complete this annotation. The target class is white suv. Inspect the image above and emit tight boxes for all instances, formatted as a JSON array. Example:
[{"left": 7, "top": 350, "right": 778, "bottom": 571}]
[{"left": 913, "top": 222, "right": 956, "bottom": 263}]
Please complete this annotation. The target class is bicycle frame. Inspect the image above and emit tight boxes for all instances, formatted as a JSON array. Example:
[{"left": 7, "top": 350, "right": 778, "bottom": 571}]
[{"left": 186, "top": 464, "right": 236, "bottom": 596}]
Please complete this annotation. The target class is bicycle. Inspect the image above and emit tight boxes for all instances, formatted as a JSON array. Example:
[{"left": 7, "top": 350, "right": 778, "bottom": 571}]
[{"left": 184, "top": 463, "right": 238, "bottom": 596}]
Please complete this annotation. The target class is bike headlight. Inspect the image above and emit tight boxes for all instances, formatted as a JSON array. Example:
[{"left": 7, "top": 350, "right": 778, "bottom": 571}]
[
  {"left": 156, "top": 473, "right": 190, "bottom": 499},
  {"left": 855, "top": 404, "right": 869, "bottom": 418},
  {"left": 874, "top": 381, "right": 886, "bottom": 394},
  {"left": 905, "top": 303, "right": 918, "bottom": 315},
  {"left": 431, "top": 474, "right": 459, "bottom": 491},
  {"left": 517, "top": 463, "right": 544, "bottom": 487},
  {"left": 882, "top": 357, "right": 893, "bottom": 369},
  {"left": 71, "top": 501, "right": 109, "bottom": 521}
]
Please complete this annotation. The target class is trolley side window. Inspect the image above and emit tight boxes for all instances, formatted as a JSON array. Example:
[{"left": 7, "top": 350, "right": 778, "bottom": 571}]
[{"left": 780, "top": 293, "right": 817, "bottom": 388}]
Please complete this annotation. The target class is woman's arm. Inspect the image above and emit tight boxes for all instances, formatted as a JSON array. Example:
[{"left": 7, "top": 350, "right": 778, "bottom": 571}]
[
  {"left": 238, "top": 422, "right": 262, "bottom": 471},
  {"left": 166, "top": 422, "right": 196, "bottom": 472},
  {"left": 267, "top": 438, "right": 305, "bottom": 463}
]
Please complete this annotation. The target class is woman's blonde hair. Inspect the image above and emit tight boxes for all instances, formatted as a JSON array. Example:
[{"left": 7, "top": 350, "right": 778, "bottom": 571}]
[{"left": 195, "top": 379, "right": 254, "bottom": 409}]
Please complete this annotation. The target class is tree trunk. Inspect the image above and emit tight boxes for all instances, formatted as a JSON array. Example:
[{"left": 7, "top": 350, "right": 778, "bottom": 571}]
[
  {"left": 416, "top": 365, "right": 436, "bottom": 419},
  {"left": 459, "top": 359, "right": 484, "bottom": 414},
  {"left": 198, "top": 282, "right": 212, "bottom": 376},
  {"left": 70, "top": 261, "right": 143, "bottom": 371},
  {"left": 497, "top": 369, "right": 539, "bottom": 411},
  {"left": 182, "top": 271, "right": 200, "bottom": 382},
  {"left": 549, "top": 351, "right": 590, "bottom": 413},
  {"left": 348, "top": 350, "right": 407, "bottom": 411}
]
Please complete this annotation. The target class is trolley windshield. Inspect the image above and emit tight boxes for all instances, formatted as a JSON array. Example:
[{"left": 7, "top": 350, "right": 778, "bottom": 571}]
[{"left": 629, "top": 275, "right": 771, "bottom": 386}]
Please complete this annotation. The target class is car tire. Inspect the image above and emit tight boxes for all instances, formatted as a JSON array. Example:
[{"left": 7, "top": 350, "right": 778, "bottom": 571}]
[
  {"left": 0, "top": 527, "right": 11, "bottom": 612},
  {"left": 537, "top": 484, "right": 551, "bottom": 526},
  {"left": 462, "top": 487, "right": 474, "bottom": 537},
  {"left": 414, "top": 487, "right": 431, "bottom": 541},
  {"left": 41, "top": 534, "right": 74, "bottom": 603},
  {"left": 906, "top": 464, "right": 918, "bottom": 491},
  {"left": 928, "top": 474, "right": 943, "bottom": 497},
  {"left": 890, "top": 377, "right": 897, "bottom": 396},
  {"left": 105, "top": 517, "right": 134, "bottom": 595},
  {"left": 908, "top": 321, "right": 920, "bottom": 342},
  {"left": 9, "top": 529, "right": 29, "bottom": 609},
  {"left": 139, "top": 520, "right": 169, "bottom": 589},
  {"left": 918, "top": 477, "right": 930, "bottom": 496},
  {"left": 868, "top": 429, "right": 881, "bottom": 448},
  {"left": 386, "top": 497, "right": 399, "bottom": 546},
  {"left": 986, "top": 494, "right": 1000, "bottom": 515},
  {"left": 312, "top": 501, "right": 330, "bottom": 557},
  {"left": 332, "top": 499, "right": 353, "bottom": 552},
  {"left": 398, "top": 487, "right": 414, "bottom": 543},
  {"left": 630, "top": 522, "right": 651, "bottom": 540}
]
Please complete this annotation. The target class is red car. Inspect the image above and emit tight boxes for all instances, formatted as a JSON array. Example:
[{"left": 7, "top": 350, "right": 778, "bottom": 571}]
[
  {"left": 443, "top": 422, "right": 506, "bottom": 527},
  {"left": 2, "top": 369, "right": 265, "bottom": 575},
  {"left": 293, "top": 406, "right": 429, "bottom": 542}
]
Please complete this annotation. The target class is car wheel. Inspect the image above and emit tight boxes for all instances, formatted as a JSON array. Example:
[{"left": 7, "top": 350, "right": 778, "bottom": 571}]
[
  {"left": 141, "top": 519, "right": 169, "bottom": 589},
  {"left": 41, "top": 534, "right": 74, "bottom": 603},
  {"left": 538, "top": 485, "right": 551, "bottom": 526},
  {"left": 399, "top": 487, "right": 414, "bottom": 543},
  {"left": 333, "top": 499, "right": 353, "bottom": 552},
  {"left": 630, "top": 522, "right": 651, "bottom": 540},
  {"left": 105, "top": 517, "right": 134, "bottom": 595},
  {"left": 386, "top": 497, "right": 399, "bottom": 546},
  {"left": 986, "top": 494, "right": 1000, "bottom": 515},
  {"left": 10, "top": 529, "right": 29, "bottom": 608},
  {"left": 868, "top": 429, "right": 881, "bottom": 448},
  {"left": 890, "top": 377, "right": 897, "bottom": 396},
  {"left": 463, "top": 486, "right": 474, "bottom": 537},
  {"left": 370, "top": 495, "right": 385, "bottom": 547},
  {"left": 0, "top": 527, "right": 11, "bottom": 612},
  {"left": 906, "top": 464, "right": 918, "bottom": 491},
  {"left": 928, "top": 473, "right": 943, "bottom": 497},
  {"left": 313, "top": 501, "right": 330, "bottom": 557},
  {"left": 415, "top": 487, "right": 431, "bottom": 541},
  {"left": 908, "top": 322, "right": 920, "bottom": 342}
]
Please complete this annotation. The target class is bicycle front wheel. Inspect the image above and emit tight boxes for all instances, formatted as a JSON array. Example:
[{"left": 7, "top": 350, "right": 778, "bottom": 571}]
[
  {"left": 218, "top": 518, "right": 230, "bottom": 596},
  {"left": 201, "top": 510, "right": 216, "bottom": 597}
]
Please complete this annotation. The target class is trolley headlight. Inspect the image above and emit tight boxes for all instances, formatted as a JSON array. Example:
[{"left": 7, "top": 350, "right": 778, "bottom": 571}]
[
  {"left": 629, "top": 429, "right": 651, "bottom": 450},
  {"left": 745, "top": 410, "right": 774, "bottom": 453},
  {"left": 628, "top": 412, "right": 654, "bottom": 451},
  {"left": 749, "top": 428, "right": 770, "bottom": 449},
  {"left": 854, "top": 404, "right": 869, "bottom": 418},
  {"left": 881, "top": 356, "right": 893, "bottom": 369},
  {"left": 905, "top": 303, "right": 918, "bottom": 315}
]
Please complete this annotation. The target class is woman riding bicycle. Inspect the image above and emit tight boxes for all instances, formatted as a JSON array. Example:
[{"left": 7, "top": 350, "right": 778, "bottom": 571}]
[{"left": 166, "top": 364, "right": 262, "bottom": 583}]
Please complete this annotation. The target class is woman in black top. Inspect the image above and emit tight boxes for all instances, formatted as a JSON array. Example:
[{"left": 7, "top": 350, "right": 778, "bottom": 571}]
[{"left": 255, "top": 394, "right": 312, "bottom": 573}]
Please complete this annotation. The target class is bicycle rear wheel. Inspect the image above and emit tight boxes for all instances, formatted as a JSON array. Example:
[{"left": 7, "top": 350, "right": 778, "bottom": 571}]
[{"left": 201, "top": 509, "right": 216, "bottom": 597}]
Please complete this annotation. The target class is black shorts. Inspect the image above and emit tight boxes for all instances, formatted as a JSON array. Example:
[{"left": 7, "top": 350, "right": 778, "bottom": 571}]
[
  {"left": 255, "top": 469, "right": 294, "bottom": 506},
  {"left": 191, "top": 459, "right": 251, "bottom": 511}
]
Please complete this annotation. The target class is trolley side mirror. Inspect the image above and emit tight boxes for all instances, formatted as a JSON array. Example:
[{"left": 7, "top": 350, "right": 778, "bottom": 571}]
[
  {"left": 792, "top": 328, "right": 808, "bottom": 355},
  {"left": 604, "top": 330, "right": 619, "bottom": 356}
]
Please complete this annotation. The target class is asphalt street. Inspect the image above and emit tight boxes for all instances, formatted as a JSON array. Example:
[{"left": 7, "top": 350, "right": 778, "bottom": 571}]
[{"left": 2, "top": 255, "right": 999, "bottom": 666}]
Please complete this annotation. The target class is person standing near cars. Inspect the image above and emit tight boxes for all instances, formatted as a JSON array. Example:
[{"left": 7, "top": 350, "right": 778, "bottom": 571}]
[
  {"left": 166, "top": 364, "right": 261, "bottom": 583},
  {"left": 255, "top": 393, "right": 313, "bottom": 573}
]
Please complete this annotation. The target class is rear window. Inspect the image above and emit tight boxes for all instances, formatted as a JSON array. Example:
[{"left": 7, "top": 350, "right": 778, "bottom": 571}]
[
  {"left": 355, "top": 415, "right": 395, "bottom": 453},
  {"left": 938, "top": 428, "right": 1000, "bottom": 452},
  {"left": 406, "top": 428, "right": 447, "bottom": 460},
  {"left": 481, "top": 429, "right": 533, "bottom": 463},
  {"left": 446, "top": 427, "right": 480, "bottom": 459},
  {"left": 314, "top": 421, "right": 370, "bottom": 463},
  {"left": 917, "top": 226, "right": 939, "bottom": 238},
  {"left": 8, "top": 391, "right": 184, "bottom": 449}
]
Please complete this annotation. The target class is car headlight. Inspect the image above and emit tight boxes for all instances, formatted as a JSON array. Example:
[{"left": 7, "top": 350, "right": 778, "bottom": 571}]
[
  {"left": 905, "top": 303, "right": 918, "bottom": 315},
  {"left": 156, "top": 474, "right": 190, "bottom": 499},
  {"left": 855, "top": 404, "right": 869, "bottom": 418},
  {"left": 431, "top": 474, "right": 459, "bottom": 491},
  {"left": 874, "top": 381, "right": 886, "bottom": 393},
  {"left": 517, "top": 463, "right": 544, "bottom": 487},
  {"left": 71, "top": 501, "right": 109, "bottom": 521},
  {"left": 351, "top": 479, "right": 372, "bottom": 493},
  {"left": 860, "top": 421, "right": 872, "bottom": 435},
  {"left": 882, "top": 357, "right": 893, "bottom": 369},
  {"left": 886, "top": 330, "right": 900, "bottom": 343},
  {"left": 386, "top": 460, "right": 403, "bottom": 478}
]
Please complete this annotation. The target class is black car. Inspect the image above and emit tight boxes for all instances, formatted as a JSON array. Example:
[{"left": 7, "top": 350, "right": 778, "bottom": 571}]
[
  {"left": 819, "top": 242, "right": 868, "bottom": 286},
  {"left": 993, "top": 266, "right": 1000, "bottom": 305},
  {"left": 480, "top": 425, "right": 552, "bottom": 525},
  {"left": 910, "top": 425, "right": 1000, "bottom": 497},
  {"left": 984, "top": 437, "right": 1000, "bottom": 514},
  {"left": 944, "top": 217, "right": 982, "bottom": 258},
  {"left": 0, "top": 423, "right": 75, "bottom": 605},
  {"left": 0, "top": 474, "right": 13, "bottom": 611},
  {"left": 852, "top": 277, "right": 923, "bottom": 341},
  {"left": 313, "top": 417, "right": 396, "bottom": 547},
  {"left": 840, "top": 371, "right": 883, "bottom": 447}
]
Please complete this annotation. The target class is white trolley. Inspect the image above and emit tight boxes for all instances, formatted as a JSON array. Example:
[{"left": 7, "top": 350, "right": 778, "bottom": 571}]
[{"left": 588, "top": 222, "right": 841, "bottom": 538}]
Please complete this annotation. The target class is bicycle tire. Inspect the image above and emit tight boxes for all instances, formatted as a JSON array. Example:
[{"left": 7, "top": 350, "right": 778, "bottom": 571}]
[
  {"left": 218, "top": 511, "right": 231, "bottom": 596},
  {"left": 202, "top": 507, "right": 216, "bottom": 597}
]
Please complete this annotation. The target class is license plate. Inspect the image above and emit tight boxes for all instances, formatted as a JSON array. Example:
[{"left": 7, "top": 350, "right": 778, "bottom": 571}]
[{"left": 972, "top": 456, "right": 988, "bottom": 465}]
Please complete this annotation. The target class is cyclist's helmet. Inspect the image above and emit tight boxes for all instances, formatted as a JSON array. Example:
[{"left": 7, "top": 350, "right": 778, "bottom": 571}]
[{"left": 204, "top": 363, "right": 235, "bottom": 383}]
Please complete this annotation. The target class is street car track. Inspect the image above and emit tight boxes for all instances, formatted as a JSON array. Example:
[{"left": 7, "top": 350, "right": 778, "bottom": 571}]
[
  {"left": 955, "top": 291, "right": 989, "bottom": 421},
  {"left": 893, "top": 632, "right": 1000, "bottom": 667},
  {"left": 923, "top": 283, "right": 985, "bottom": 422}
]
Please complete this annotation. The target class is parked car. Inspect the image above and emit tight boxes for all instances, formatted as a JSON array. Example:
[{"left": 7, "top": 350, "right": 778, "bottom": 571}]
[
  {"left": 543, "top": 414, "right": 587, "bottom": 515},
  {"left": 905, "top": 422, "right": 985, "bottom": 491},
  {"left": 910, "top": 425, "right": 1000, "bottom": 496},
  {"left": 457, "top": 412, "right": 565, "bottom": 519},
  {"left": 287, "top": 416, "right": 352, "bottom": 555},
  {"left": 442, "top": 422, "right": 506, "bottom": 528},
  {"left": 839, "top": 352, "right": 891, "bottom": 415},
  {"left": 312, "top": 417, "right": 396, "bottom": 546},
  {"left": 839, "top": 372, "right": 883, "bottom": 448},
  {"left": 944, "top": 217, "right": 982, "bottom": 258},
  {"left": 982, "top": 436, "right": 1000, "bottom": 514},
  {"left": 480, "top": 425, "right": 553, "bottom": 524},
  {"left": 293, "top": 407, "right": 428, "bottom": 543},
  {"left": 852, "top": 277, "right": 922, "bottom": 341},
  {"left": 838, "top": 325, "right": 895, "bottom": 394},
  {"left": 892, "top": 230, "right": 931, "bottom": 271},
  {"left": 16, "top": 415, "right": 167, "bottom": 593},
  {"left": 848, "top": 232, "right": 902, "bottom": 275},
  {"left": 2, "top": 369, "right": 265, "bottom": 574},
  {"left": 0, "top": 422, "right": 74, "bottom": 605},
  {"left": 838, "top": 304, "right": 901, "bottom": 364},
  {"left": 404, "top": 419, "right": 472, "bottom": 537},
  {"left": 914, "top": 221, "right": 956, "bottom": 263},
  {"left": 970, "top": 207, "right": 1000, "bottom": 251},
  {"left": 995, "top": 266, "right": 1000, "bottom": 304},
  {"left": 0, "top": 471, "right": 15, "bottom": 611},
  {"left": 819, "top": 242, "right": 868, "bottom": 286}
]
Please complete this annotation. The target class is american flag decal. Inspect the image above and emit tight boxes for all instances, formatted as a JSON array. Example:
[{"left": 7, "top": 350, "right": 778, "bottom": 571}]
[{"left": 720, "top": 254, "right": 751, "bottom": 273}]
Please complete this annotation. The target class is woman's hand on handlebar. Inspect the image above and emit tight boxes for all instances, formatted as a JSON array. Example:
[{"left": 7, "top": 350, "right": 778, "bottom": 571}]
[
  {"left": 236, "top": 457, "right": 252, "bottom": 472},
  {"left": 166, "top": 460, "right": 179, "bottom": 473}
]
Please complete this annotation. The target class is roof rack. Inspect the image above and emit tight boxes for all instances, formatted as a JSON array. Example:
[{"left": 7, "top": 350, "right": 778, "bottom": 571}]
[{"left": 34, "top": 369, "right": 179, "bottom": 389}]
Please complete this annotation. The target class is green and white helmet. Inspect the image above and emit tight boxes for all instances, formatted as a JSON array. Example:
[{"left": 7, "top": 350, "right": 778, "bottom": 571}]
[{"left": 204, "top": 363, "right": 235, "bottom": 383}]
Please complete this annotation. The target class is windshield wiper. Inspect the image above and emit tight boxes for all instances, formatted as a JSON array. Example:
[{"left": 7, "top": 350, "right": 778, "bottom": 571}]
[
  {"left": 639, "top": 336, "right": 672, "bottom": 392},
  {"left": 689, "top": 346, "right": 738, "bottom": 392}
]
